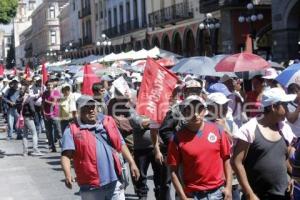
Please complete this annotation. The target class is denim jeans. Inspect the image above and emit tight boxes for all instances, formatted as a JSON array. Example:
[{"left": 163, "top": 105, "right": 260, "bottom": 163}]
[
  {"left": 134, "top": 148, "right": 161, "bottom": 198},
  {"left": 80, "top": 181, "right": 125, "bottom": 200},
  {"left": 23, "top": 117, "right": 39, "bottom": 153},
  {"left": 60, "top": 119, "right": 72, "bottom": 134},
  {"left": 190, "top": 186, "right": 224, "bottom": 200},
  {"left": 34, "top": 111, "right": 45, "bottom": 135},
  {"left": 7, "top": 107, "right": 19, "bottom": 138},
  {"left": 44, "top": 118, "right": 62, "bottom": 150}
]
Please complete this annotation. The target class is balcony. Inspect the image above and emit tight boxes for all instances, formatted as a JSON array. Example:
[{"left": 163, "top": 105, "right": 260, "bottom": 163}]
[
  {"left": 82, "top": 36, "right": 93, "bottom": 46},
  {"left": 103, "top": 18, "right": 146, "bottom": 38},
  {"left": 148, "top": 1, "right": 193, "bottom": 27},
  {"left": 79, "top": 7, "right": 91, "bottom": 19}
]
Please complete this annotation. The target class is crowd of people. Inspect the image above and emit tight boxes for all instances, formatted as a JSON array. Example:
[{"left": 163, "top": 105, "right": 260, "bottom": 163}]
[{"left": 1, "top": 63, "right": 300, "bottom": 200}]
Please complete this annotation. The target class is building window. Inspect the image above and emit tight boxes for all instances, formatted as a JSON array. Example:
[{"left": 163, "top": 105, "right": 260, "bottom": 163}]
[
  {"left": 114, "top": 7, "right": 118, "bottom": 27},
  {"left": 119, "top": 5, "right": 124, "bottom": 25},
  {"left": 50, "top": 31, "right": 56, "bottom": 44},
  {"left": 95, "top": 3, "right": 98, "bottom": 21},
  {"left": 108, "top": 10, "right": 112, "bottom": 28},
  {"left": 100, "top": 2, "right": 103, "bottom": 18},
  {"left": 29, "top": 2, "right": 34, "bottom": 11},
  {"left": 126, "top": 2, "right": 130, "bottom": 22},
  {"left": 49, "top": 6, "right": 55, "bottom": 18},
  {"left": 73, "top": 0, "right": 75, "bottom": 10}
]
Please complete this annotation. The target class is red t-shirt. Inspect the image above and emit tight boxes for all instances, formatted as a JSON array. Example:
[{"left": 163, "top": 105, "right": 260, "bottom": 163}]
[
  {"left": 245, "top": 91, "right": 262, "bottom": 118},
  {"left": 167, "top": 122, "right": 231, "bottom": 193}
]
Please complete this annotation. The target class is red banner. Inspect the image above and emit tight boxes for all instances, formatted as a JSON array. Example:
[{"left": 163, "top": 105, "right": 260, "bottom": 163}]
[
  {"left": 136, "top": 58, "right": 179, "bottom": 124},
  {"left": 42, "top": 63, "right": 48, "bottom": 85},
  {"left": 25, "top": 64, "right": 31, "bottom": 79},
  {"left": 81, "top": 64, "right": 101, "bottom": 96},
  {"left": 0, "top": 64, "right": 4, "bottom": 76}
]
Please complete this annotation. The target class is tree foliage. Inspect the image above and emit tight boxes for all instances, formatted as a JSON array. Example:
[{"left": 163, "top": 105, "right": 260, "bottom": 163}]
[{"left": 0, "top": 0, "right": 18, "bottom": 24}]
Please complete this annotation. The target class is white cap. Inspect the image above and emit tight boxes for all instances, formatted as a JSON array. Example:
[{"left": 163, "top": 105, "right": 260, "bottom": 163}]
[
  {"left": 185, "top": 80, "right": 202, "bottom": 88},
  {"left": 220, "top": 74, "right": 232, "bottom": 83},
  {"left": 181, "top": 95, "right": 207, "bottom": 108},
  {"left": 207, "top": 92, "right": 231, "bottom": 105},
  {"left": 261, "top": 88, "right": 296, "bottom": 107},
  {"left": 262, "top": 68, "right": 279, "bottom": 80}
]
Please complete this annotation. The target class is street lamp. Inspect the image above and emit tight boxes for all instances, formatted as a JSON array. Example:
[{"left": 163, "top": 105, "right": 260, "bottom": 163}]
[
  {"left": 199, "top": 13, "right": 220, "bottom": 55},
  {"left": 238, "top": 2, "right": 264, "bottom": 53},
  {"left": 97, "top": 33, "right": 112, "bottom": 58}
]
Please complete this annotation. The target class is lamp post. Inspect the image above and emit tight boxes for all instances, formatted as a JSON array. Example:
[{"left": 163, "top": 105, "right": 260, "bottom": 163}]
[
  {"left": 97, "top": 33, "right": 112, "bottom": 59},
  {"left": 238, "top": 2, "right": 264, "bottom": 53},
  {"left": 199, "top": 13, "right": 220, "bottom": 56}
]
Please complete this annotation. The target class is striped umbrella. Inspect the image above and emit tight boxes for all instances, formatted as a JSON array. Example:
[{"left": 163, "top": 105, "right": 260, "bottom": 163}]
[{"left": 275, "top": 63, "right": 300, "bottom": 87}]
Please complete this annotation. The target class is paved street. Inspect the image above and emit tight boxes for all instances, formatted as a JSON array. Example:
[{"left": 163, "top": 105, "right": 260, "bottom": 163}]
[{"left": 0, "top": 116, "right": 157, "bottom": 200}]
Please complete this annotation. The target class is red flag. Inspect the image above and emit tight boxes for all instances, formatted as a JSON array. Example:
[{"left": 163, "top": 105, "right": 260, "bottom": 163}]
[
  {"left": 25, "top": 64, "right": 31, "bottom": 79},
  {"left": 244, "top": 34, "right": 253, "bottom": 53},
  {"left": 42, "top": 63, "right": 48, "bottom": 85},
  {"left": 0, "top": 64, "right": 4, "bottom": 76},
  {"left": 81, "top": 64, "right": 101, "bottom": 96},
  {"left": 136, "top": 58, "right": 179, "bottom": 124},
  {"left": 13, "top": 67, "right": 17, "bottom": 76}
]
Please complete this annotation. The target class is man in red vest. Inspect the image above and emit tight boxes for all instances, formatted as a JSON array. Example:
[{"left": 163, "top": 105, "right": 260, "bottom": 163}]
[{"left": 61, "top": 95, "right": 139, "bottom": 200}]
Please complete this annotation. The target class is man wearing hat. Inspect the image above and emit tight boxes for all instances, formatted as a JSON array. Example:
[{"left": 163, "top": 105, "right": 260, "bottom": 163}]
[
  {"left": 167, "top": 95, "right": 232, "bottom": 200},
  {"left": 232, "top": 88, "right": 296, "bottom": 200},
  {"left": 3, "top": 79, "right": 21, "bottom": 140},
  {"left": 61, "top": 95, "right": 140, "bottom": 200}
]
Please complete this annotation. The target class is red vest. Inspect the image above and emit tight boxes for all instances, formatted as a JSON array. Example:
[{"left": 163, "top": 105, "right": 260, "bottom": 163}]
[{"left": 69, "top": 115, "right": 122, "bottom": 187}]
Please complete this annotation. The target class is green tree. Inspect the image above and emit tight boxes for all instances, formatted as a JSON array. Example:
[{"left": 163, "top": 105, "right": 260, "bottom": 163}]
[{"left": 0, "top": 0, "right": 18, "bottom": 24}]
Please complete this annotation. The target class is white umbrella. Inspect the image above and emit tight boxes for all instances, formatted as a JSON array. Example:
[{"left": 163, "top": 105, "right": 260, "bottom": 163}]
[
  {"left": 148, "top": 46, "right": 182, "bottom": 58},
  {"left": 100, "top": 53, "right": 116, "bottom": 62}
]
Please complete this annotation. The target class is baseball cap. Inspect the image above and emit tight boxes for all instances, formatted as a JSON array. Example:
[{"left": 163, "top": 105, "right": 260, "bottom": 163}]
[
  {"left": 262, "top": 68, "right": 279, "bottom": 80},
  {"left": 181, "top": 95, "right": 207, "bottom": 108},
  {"left": 207, "top": 92, "right": 231, "bottom": 105},
  {"left": 220, "top": 74, "right": 232, "bottom": 83},
  {"left": 76, "top": 95, "right": 96, "bottom": 109},
  {"left": 207, "top": 83, "right": 231, "bottom": 97},
  {"left": 261, "top": 88, "right": 296, "bottom": 107},
  {"left": 185, "top": 80, "right": 202, "bottom": 88}
]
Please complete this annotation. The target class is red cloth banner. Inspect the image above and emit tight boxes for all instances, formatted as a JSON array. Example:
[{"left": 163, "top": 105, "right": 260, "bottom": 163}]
[
  {"left": 25, "top": 64, "right": 31, "bottom": 79},
  {"left": 136, "top": 58, "right": 179, "bottom": 124},
  {"left": 81, "top": 64, "right": 101, "bottom": 96},
  {"left": 42, "top": 63, "right": 48, "bottom": 85},
  {"left": 0, "top": 64, "right": 4, "bottom": 76}
]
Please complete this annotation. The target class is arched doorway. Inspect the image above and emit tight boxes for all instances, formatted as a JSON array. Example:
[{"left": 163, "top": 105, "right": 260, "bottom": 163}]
[
  {"left": 152, "top": 36, "right": 160, "bottom": 48},
  {"left": 105, "top": 47, "right": 109, "bottom": 54},
  {"left": 183, "top": 29, "right": 196, "bottom": 57},
  {"left": 172, "top": 32, "right": 182, "bottom": 55},
  {"left": 135, "top": 41, "right": 142, "bottom": 51},
  {"left": 121, "top": 43, "right": 127, "bottom": 51},
  {"left": 196, "top": 28, "right": 204, "bottom": 56},
  {"left": 272, "top": 0, "right": 300, "bottom": 60},
  {"left": 162, "top": 34, "right": 171, "bottom": 51},
  {"left": 116, "top": 45, "right": 121, "bottom": 53},
  {"left": 143, "top": 39, "right": 150, "bottom": 50},
  {"left": 110, "top": 46, "right": 114, "bottom": 53}
]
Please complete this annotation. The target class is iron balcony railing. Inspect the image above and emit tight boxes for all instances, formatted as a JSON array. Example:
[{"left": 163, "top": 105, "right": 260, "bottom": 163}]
[
  {"left": 79, "top": 7, "right": 91, "bottom": 19},
  {"left": 103, "top": 18, "right": 146, "bottom": 38},
  {"left": 148, "top": 1, "right": 193, "bottom": 27},
  {"left": 82, "top": 36, "right": 93, "bottom": 46}
]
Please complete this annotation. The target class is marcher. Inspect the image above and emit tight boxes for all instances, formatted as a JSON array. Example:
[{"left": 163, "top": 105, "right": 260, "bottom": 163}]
[
  {"left": 167, "top": 95, "right": 232, "bottom": 200},
  {"left": 61, "top": 95, "right": 140, "bottom": 200},
  {"left": 17, "top": 85, "right": 44, "bottom": 156},
  {"left": 59, "top": 83, "right": 76, "bottom": 133},
  {"left": 42, "top": 80, "right": 62, "bottom": 152},
  {"left": 3, "top": 79, "right": 21, "bottom": 140},
  {"left": 232, "top": 88, "right": 296, "bottom": 200}
]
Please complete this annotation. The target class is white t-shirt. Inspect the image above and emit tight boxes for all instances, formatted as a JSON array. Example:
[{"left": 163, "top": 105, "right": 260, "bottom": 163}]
[
  {"left": 234, "top": 117, "right": 295, "bottom": 144},
  {"left": 287, "top": 103, "right": 300, "bottom": 137}
]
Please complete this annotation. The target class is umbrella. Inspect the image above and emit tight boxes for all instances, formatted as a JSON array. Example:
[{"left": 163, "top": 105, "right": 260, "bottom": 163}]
[
  {"left": 275, "top": 63, "right": 300, "bottom": 87},
  {"left": 111, "top": 60, "right": 129, "bottom": 68},
  {"left": 172, "top": 56, "right": 236, "bottom": 77},
  {"left": 215, "top": 52, "right": 270, "bottom": 72},
  {"left": 268, "top": 61, "right": 284, "bottom": 69},
  {"left": 148, "top": 47, "right": 182, "bottom": 58}
]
